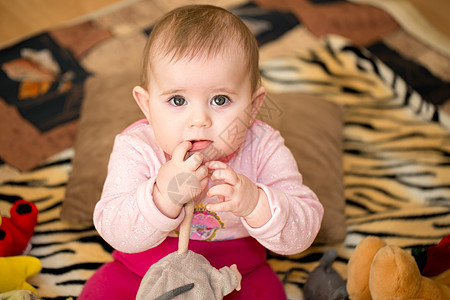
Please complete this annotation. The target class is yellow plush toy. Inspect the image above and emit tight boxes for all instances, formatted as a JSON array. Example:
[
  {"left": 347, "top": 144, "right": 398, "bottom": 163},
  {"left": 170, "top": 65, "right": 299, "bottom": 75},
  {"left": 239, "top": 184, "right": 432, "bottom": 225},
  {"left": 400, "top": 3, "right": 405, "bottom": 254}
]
[
  {"left": 0, "top": 256, "right": 42, "bottom": 294},
  {"left": 347, "top": 236, "right": 450, "bottom": 300}
]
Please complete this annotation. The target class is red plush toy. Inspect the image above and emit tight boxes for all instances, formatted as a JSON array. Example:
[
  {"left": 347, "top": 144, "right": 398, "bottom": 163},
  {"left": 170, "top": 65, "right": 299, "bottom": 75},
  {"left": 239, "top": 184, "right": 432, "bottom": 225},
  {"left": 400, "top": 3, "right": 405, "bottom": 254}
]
[{"left": 0, "top": 199, "right": 38, "bottom": 257}]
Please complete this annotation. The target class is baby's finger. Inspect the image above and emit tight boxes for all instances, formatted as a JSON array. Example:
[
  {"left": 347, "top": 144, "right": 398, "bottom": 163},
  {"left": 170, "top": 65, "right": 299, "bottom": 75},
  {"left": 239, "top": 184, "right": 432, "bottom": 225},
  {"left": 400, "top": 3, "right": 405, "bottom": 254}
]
[
  {"left": 207, "top": 201, "right": 233, "bottom": 213},
  {"left": 200, "top": 177, "right": 209, "bottom": 190},
  {"left": 185, "top": 152, "right": 204, "bottom": 170},
  {"left": 211, "top": 169, "right": 239, "bottom": 186},
  {"left": 207, "top": 161, "right": 238, "bottom": 185},
  {"left": 195, "top": 165, "right": 209, "bottom": 180},
  {"left": 172, "top": 141, "right": 192, "bottom": 162},
  {"left": 207, "top": 184, "right": 233, "bottom": 199},
  {"left": 206, "top": 160, "right": 228, "bottom": 171}
]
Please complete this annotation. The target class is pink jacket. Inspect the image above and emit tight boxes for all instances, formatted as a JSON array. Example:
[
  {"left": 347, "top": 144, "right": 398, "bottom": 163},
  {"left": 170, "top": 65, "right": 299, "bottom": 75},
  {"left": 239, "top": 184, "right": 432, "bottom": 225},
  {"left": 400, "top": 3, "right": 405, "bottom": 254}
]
[{"left": 94, "top": 119, "right": 323, "bottom": 255}]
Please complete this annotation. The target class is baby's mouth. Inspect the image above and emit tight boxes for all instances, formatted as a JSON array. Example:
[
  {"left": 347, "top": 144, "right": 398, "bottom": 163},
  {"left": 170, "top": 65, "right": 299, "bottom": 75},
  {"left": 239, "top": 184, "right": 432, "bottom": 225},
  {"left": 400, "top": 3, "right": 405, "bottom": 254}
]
[{"left": 190, "top": 140, "right": 212, "bottom": 151}]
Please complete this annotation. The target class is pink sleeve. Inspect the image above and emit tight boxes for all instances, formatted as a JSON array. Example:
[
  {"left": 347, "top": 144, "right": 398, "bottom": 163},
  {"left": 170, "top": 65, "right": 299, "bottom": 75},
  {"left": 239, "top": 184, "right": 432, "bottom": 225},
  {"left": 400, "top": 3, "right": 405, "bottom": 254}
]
[
  {"left": 93, "top": 133, "right": 185, "bottom": 253},
  {"left": 242, "top": 128, "right": 324, "bottom": 255}
]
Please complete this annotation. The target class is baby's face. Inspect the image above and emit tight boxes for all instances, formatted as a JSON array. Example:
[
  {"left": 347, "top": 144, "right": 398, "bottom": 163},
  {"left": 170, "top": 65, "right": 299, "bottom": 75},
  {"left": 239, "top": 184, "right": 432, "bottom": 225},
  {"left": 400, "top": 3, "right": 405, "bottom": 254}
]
[{"left": 145, "top": 48, "right": 264, "bottom": 161}]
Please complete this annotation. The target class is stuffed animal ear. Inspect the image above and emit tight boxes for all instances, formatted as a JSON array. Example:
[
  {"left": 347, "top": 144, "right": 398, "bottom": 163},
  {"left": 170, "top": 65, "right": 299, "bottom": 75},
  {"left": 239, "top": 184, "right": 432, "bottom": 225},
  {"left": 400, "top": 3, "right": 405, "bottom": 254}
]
[{"left": 347, "top": 236, "right": 386, "bottom": 300}]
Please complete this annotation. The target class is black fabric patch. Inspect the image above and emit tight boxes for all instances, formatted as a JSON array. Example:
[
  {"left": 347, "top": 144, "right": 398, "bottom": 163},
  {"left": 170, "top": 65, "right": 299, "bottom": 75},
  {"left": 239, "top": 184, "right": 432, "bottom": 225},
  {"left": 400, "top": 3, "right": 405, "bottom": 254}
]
[{"left": 0, "top": 33, "right": 90, "bottom": 132}]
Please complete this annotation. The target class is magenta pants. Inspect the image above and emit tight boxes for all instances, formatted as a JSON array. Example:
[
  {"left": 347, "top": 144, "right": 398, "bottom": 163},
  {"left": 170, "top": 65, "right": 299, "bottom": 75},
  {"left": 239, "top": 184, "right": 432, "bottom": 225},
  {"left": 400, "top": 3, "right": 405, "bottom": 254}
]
[{"left": 79, "top": 236, "right": 286, "bottom": 299}]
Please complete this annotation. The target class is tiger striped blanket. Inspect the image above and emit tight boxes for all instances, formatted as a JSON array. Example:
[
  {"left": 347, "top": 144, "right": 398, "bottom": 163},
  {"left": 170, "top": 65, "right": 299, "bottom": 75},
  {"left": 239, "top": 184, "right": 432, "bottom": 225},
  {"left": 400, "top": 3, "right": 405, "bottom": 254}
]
[
  {"left": 261, "top": 35, "right": 450, "bottom": 298},
  {"left": 0, "top": 36, "right": 448, "bottom": 300}
]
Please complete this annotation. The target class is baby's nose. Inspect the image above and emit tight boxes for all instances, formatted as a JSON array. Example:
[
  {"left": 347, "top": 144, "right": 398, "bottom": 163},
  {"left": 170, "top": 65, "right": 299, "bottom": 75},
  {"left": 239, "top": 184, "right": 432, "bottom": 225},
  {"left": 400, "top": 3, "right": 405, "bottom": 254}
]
[{"left": 188, "top": 109, "right": 212, "bottom": 127}]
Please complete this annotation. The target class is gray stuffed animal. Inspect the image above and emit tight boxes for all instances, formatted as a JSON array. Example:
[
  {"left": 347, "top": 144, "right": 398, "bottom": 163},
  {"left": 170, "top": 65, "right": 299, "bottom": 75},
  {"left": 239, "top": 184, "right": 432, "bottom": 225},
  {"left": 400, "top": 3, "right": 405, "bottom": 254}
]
[
  {"left": 136, "top": 201, "right": 242, "bottom": 299},
  {"left": 303, "top": 249, "right": 348, "bottom": 300}
]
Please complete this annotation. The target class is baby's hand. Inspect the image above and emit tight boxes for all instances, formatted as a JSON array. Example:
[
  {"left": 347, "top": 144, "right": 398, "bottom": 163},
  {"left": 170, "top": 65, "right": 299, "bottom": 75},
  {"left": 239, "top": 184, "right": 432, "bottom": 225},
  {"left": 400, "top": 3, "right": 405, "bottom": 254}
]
[
  {"left": 156, "top": 141, "right": 209, "bottom": 208},
  {"left": 206, "top": 161, "right": 259, "bottom": 218}
]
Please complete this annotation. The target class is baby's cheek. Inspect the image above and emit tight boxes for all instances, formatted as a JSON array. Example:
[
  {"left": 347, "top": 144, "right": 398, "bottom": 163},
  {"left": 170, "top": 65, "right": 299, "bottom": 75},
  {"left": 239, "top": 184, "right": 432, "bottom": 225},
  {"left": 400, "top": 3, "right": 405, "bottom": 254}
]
[{"left": 218, "top": 125, "right": 249, "bottom": 152}]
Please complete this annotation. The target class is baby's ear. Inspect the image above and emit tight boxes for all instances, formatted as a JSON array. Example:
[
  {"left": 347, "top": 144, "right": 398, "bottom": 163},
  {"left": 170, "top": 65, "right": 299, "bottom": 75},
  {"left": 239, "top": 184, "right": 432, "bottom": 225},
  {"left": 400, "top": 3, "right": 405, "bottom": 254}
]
[
  {"left": 133, "top": 86, "right": 151, "bottom": 122},
  {"left": 249, "top": 86, "right": 266, "bottom": 123}
]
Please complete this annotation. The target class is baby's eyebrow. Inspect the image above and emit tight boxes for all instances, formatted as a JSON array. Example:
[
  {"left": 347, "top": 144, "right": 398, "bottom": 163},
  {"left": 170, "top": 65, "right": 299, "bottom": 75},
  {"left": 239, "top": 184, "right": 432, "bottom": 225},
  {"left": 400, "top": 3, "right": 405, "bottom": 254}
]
[
  {"left": 160, "top": 88, "right": 238, "bottom": 97},
  {"left": 210, "top": 88, "right": 238, "bottom": 95},
  {"left": 160, "top": 88, "right": 185, "bottom": 96}
]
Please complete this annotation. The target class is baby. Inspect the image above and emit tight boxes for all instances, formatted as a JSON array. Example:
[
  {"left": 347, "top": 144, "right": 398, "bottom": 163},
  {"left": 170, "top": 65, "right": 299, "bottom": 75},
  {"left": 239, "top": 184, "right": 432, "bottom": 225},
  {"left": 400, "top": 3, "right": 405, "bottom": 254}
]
[{"left": 79, "top": 4, "right": 323, "bottom": 299}]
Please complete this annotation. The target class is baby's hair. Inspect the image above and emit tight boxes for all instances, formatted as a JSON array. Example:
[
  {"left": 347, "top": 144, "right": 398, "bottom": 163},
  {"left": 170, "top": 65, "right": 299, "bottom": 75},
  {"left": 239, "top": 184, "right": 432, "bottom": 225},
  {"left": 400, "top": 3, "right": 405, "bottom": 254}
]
[{"left": 140, "top": 5, "right": 261, "bottom": 91}]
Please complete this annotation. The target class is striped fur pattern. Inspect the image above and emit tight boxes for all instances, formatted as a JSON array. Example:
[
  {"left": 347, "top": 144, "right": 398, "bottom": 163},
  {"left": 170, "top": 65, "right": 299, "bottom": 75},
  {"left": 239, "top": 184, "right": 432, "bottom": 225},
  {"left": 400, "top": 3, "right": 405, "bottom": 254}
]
[
  {"left": 0, "top": 150, "right": 113, "bottom": 300},
  {"left": 261, "top": 36, "right": 450, "bottom": 129},
  {"left": 263, "top": 36, "right": 450, "bottom": 298},
  {"left": 0, "top": 36, "right": 448, "bottom": 300}
]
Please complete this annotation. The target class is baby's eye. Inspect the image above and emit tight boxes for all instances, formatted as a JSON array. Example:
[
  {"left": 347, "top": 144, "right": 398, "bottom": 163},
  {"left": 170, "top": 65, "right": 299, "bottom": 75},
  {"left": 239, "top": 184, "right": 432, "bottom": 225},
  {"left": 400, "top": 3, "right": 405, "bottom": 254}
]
[
  {"left": 211, "top": 95, "right": 230, "bottom": 106},
  {"left": 169, "top": 95, "right": 186, "bottom": 106}
]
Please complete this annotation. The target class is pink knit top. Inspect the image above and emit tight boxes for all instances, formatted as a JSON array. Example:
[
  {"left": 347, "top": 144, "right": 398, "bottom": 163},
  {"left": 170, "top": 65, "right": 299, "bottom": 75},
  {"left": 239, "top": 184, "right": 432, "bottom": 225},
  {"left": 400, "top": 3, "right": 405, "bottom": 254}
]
[{"left": 94, "top": 119, "right": 323, "bottom": 255}]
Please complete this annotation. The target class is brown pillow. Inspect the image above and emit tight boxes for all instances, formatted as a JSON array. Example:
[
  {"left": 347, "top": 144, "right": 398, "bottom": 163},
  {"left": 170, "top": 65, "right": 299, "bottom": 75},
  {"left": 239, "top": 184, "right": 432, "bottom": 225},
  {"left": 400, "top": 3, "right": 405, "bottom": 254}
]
[
  {"left": 60, "top": 72, "right": 143, "bottom": 222},
  {"left": 61, "top": 88, "right": 345, "bottom": 244},
  {"left": 259, "top": 92, "right": 345, "bottom": 244}
]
